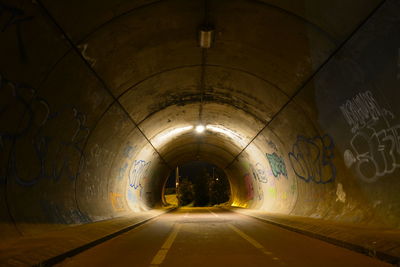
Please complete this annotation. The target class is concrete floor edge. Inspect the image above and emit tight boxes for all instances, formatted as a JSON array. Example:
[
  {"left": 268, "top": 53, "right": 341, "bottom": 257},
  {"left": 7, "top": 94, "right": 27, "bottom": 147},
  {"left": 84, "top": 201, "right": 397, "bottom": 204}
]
[
  {"left": 33, "top": 207, "right": 177, "bottom": 267},
  {"left": 228, "top": 208, "right": 400, "bottom": 266}
]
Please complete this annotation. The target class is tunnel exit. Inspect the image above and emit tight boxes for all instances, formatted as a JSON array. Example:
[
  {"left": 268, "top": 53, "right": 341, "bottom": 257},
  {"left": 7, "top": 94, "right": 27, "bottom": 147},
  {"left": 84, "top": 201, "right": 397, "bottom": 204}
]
[{"left": 163, "top": 161, "right": 230, "bottom": 207}]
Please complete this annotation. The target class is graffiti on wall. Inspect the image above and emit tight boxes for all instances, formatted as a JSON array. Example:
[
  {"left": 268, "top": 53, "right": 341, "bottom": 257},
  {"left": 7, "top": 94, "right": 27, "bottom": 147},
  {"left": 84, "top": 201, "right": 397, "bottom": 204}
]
[
  {"left": 267, "top": 187, "right": 276, "bottom": 198},
  {"left": 0, "top": 3, "right": 34, "bottom": 61},
  {"left": 127, "top": 187, "right": 144, "bottom": 206},
  {"left": 243, "top": 173, "right": 254, "bottom": 200},
  {"left": 117, "top": 163, "right": 128, "bottom": 180},
  {"left": 0, "top": 74, "right": 90, "bottom": 186},
  {"left": 266, "top": 152, "right": 287, "bottom": 178},
  {"left": 340, "top": 90, "right": 384, "bottom": 133},
  {"left": 109, "top": 192, "right": 126, "bottom": 212},
  {"left": 340, "top": 90, "right": 400, "bottom": 183},
  {"left": 249, "top": 164, "right": 264, "bottom": 201},
  {"left": 266, "top": 139, "right": 278, "bottom": 151},
  {"left": 128, "top": 160, "right": 150, "bottom": 189},
  {"left": 127, "top": 190, "right": 135, "bottom": 202},
  {"left": 127, "top": 189, "right": 140, "bottom": 203},
  {"left": 77, "top": 44, "right": 96, "bottom": 67},
  {"left": 288, "top": 134, "right": 336, "bottom": 184},
  {"left": 116, "top": 143, "right": 137, "bottom": 180},
  {"left": 123, "top": 144, "right": 136, "bottom": 158},
  {"left": 250, "top": 162, "right": 268, "bottom": 183}
]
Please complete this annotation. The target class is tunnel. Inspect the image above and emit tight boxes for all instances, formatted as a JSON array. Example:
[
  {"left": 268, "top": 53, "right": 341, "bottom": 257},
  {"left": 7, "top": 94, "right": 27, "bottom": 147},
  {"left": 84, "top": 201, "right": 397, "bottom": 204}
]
[{"left": 0, "top": 0, "right": 399, "bottom": 266}]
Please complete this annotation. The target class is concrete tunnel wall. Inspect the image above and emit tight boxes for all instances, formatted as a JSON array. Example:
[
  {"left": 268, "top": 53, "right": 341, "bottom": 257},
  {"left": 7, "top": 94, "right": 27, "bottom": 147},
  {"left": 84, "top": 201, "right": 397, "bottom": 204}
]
[{"left": 1, "top": 0, "right": 400, "bottom": 241}]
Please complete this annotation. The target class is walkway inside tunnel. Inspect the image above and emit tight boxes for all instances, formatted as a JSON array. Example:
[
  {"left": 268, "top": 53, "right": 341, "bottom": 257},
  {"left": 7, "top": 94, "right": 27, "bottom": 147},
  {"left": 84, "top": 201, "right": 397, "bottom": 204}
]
[
  {"left": 1, "top": 0, "right": 400, "bottom": 265},
  {"left": 54, "top": 208, "right": 388, "bottom": 267}
]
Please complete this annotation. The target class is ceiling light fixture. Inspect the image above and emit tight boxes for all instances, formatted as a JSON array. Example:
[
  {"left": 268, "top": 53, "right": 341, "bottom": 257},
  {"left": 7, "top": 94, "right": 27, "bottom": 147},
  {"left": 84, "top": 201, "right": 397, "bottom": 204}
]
[
  {"left": 195, "top": 125, "right": 205, "bottom": 133},
  {"left": 199, "top": 26, "right": 214, "bottom": 48},
  {"left": 151, "top": 126, "right": 193, "bottom": 147},
  {"left": 205, "top": 124, "right": 247, "bottom": 147}
]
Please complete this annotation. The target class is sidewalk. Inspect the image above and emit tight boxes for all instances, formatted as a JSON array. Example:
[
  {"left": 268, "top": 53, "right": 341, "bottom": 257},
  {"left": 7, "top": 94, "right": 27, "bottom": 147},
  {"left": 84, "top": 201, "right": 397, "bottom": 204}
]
[
  {"left": 0, "top": 207, "right": 174, "bottom": 266},
  {"left": 230, "top": 208, "right": 400, "bottom": 265}
]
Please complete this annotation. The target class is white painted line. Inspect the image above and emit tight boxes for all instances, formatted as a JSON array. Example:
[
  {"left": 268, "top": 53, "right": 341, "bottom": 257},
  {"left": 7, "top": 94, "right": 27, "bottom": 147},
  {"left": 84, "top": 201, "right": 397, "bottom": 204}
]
[
  {"left": 208, "top": 209, "right": 219, "bottom": 217},
  {"left": 150, "top": 223, "right": 181, "bottom": 266},
  {"left": 227, "top": 224, "right": 283, "bottom": 264},
  {"left": 228, "top": 224, "right": 263, "bottom": 249}
]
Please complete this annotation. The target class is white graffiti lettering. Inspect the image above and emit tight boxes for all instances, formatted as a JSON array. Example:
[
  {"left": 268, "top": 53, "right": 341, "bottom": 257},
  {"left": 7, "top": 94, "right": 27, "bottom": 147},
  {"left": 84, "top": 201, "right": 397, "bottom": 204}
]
[
  {"left": 341, "top": 91, "right": 400, "bottom": 183},
  {"left": 340, "top": 90, "right": 383, "bottom": 133}
]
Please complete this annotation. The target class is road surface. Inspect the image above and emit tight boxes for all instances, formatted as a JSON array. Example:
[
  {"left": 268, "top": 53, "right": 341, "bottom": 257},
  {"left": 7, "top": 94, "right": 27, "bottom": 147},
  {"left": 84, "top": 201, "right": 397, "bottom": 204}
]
[{"left": 56, "top": 207, "right": 389, "bottom": 267}]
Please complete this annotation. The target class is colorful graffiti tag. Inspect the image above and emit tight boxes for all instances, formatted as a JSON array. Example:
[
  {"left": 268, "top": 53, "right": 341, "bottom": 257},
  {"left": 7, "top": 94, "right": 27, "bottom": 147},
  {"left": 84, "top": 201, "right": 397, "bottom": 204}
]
[
  {"left": 266, "top": 152, "right": 287, "bottom": 178},
  {"left": 109, "top": 192, "right": 125, "bottom": 212}
]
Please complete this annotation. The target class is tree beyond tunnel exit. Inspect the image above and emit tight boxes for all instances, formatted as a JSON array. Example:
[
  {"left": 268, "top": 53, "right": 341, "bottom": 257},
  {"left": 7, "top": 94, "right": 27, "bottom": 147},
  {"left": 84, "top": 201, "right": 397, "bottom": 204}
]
[{"left": 165, "top": 162, "right": 230, "bottom": 207}]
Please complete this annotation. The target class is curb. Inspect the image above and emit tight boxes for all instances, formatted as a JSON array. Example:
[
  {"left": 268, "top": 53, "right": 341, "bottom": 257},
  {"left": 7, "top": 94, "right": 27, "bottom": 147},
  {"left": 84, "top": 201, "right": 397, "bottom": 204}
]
[
  {"left": 228, "top": 208, "right": 399, "bottom": 266},
  {"left": 34, "top": 207, "right": 176, "bottom": 267}
]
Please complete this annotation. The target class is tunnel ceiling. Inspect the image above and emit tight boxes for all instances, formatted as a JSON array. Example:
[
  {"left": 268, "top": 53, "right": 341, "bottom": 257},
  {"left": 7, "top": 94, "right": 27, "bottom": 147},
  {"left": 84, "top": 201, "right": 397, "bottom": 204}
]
[
  {"left": 4, "top": 0, "right": 400, "bottom": 238},
  {"left": 28, "top": 0, "right": 381, "bottom": 169}
]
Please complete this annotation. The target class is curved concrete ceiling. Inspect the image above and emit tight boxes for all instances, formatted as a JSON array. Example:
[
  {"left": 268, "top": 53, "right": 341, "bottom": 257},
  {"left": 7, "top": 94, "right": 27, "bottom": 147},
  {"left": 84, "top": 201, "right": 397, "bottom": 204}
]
[{"left": 2, "top": 0, "right": 400, "bottom": 240}]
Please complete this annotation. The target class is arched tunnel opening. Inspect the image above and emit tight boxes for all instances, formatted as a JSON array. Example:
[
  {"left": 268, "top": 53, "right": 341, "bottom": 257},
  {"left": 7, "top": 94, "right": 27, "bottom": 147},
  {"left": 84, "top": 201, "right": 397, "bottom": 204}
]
[
  {"left": 163, "top": 161, "right": 230, "bottom": 207},
  {"left": 0, "top": 0, "right": 399, "bottom": 266}
]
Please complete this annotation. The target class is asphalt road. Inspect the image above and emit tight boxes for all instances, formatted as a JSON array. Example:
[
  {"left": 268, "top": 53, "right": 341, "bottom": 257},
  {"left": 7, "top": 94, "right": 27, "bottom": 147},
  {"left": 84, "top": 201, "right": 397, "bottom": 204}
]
[{"left": 56, "top": 207, "right": 389, "bottom": 267}]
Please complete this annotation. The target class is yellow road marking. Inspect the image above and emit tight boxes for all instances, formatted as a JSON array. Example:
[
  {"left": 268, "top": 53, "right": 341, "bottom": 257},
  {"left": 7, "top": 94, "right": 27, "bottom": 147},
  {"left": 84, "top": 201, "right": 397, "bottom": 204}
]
[
  {"left": 150, "top": 250, "right": 168, "bottom": 266},
  {"left": 161, "top": 224, "right": 181, "bottom": 249},
  {"left": 227, "top": 224, "right": 280, "bottom": 261},
  {"left": 228, "top": 224, "right": 263, "bottom": 249},
  {"left": 150, "top": 223, "right": 181, "bottom": 266}
]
